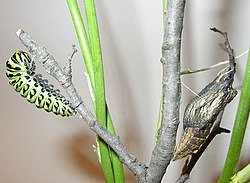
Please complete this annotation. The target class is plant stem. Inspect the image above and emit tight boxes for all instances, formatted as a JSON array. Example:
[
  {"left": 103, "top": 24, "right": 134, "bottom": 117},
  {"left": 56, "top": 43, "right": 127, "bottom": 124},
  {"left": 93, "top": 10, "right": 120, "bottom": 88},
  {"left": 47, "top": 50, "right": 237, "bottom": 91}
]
[
  {"left": 66, "top": 0, "right": 94, "bottom": 86},
  {"left": 82, "top": 0, "right": 113, "bottom": 182},
  {"left": 180, "top": 49, "right": 249, "bottom": 75},
  {"left": 147, "top": 0, "right": 186, "bottom": 182},
  {"left": 230, "top": 163, "right": 250, "bottom": 183},
  {"left": 163, "top": 0, "right": 168, "bottom": 12},
  {"left": 67, "top": 0, "right": 124, "bottom": 182},
  {"left": 83, "top": 0, "right": 124, "bottom": 182},
  {"left": 219, "top": 50, "right": 250, "bottom": 182},
  {"left": 155, "top": 0, "right": 168, "bottom": 143}
]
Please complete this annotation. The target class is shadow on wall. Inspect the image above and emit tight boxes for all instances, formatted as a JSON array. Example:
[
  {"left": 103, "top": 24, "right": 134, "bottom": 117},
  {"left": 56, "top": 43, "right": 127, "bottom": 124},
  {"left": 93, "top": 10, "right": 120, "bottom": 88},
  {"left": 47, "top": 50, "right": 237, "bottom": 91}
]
[
  {"left": 67, "top": 134, "right": 103, "bottom": 182},
  {"left": 63, "top": 133, "right": 136, "bottom": 182}
]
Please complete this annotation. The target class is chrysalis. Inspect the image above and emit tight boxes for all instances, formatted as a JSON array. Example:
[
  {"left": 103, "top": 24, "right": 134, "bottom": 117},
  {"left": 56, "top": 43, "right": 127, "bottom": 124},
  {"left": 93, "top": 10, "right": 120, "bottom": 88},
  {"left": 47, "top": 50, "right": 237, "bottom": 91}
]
[{"left": 173, "top": 31, "right": 237, "bottom": 160}]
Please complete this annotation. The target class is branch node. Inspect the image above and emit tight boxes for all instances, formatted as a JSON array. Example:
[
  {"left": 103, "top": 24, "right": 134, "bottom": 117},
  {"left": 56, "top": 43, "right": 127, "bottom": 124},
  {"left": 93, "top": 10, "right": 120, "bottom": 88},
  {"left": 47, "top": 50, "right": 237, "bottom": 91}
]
[
  {"left": 89, "top": 120, "right": 96, "bottom": 128},
  {"left": 63, "top": 44, "right": 78, "bottom": 75},
  {"left": 162, "top": 43, "right": 173, "bottom": 51},
  {"left": 160, "top": 57, "right": 166, "bottom": 64}
]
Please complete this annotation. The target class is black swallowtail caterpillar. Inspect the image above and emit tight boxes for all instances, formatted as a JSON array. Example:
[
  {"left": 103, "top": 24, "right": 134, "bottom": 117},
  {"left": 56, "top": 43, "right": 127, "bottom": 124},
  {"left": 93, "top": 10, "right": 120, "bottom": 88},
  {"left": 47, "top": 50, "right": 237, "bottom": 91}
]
[{"left": 6, "top": 51, "right": 76, "bottom": 117}]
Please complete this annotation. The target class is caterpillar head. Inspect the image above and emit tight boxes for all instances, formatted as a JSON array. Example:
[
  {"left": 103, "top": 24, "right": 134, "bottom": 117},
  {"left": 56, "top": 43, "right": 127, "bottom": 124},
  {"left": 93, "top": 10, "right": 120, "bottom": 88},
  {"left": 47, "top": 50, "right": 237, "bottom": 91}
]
[{"left": 13, "top": 51, "right": 36, "bottom": 74}]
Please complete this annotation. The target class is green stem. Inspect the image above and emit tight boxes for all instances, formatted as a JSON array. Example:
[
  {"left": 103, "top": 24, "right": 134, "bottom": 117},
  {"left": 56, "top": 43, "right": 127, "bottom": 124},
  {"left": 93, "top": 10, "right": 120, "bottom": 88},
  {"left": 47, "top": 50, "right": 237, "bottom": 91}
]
[
  {"left": 230, "top": 164, "right": 250, "bottom": 183},
  {"left": 83, "top": 0, "right": 124, "bottom": 182},
  {"left": 107, "top": 111, "right": 125, "bottom": 182},
  {"left": 67, "top": 0, "right": 124, "bottom": 182},
  {"left": 181, "top": 49, "right": 249, "bottom": 75},
  {"left": 219, "top": 50, "right": 250, "bottom": 182},
  {"left": 155, "top": 98, "right": 163, "bottom": 143},
  {"left": 66, "top": 0, "right": 95, "bottom": 87},
  {"left": 83, "top": 0, "right": 103, "bottom": 92},
  {"left": 163, "top": 0, "right": 167, "bottom": 12},
  {"left": 155, "top": 0, "right": 168, "bottom": 143}
]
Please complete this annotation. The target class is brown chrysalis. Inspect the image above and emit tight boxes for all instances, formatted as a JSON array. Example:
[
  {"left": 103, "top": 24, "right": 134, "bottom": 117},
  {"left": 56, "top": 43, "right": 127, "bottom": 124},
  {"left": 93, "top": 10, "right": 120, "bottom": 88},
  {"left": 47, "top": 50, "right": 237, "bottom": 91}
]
[{"left": 173, "top": 29, "right": 237, "bottom": 160}]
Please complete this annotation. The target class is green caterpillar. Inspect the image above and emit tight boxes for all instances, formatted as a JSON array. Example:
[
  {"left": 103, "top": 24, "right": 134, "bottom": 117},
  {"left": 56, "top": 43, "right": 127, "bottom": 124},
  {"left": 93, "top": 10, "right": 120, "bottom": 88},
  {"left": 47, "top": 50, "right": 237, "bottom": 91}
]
[{"left": 6, "top": 51, "right": 76, "bottom": 117}]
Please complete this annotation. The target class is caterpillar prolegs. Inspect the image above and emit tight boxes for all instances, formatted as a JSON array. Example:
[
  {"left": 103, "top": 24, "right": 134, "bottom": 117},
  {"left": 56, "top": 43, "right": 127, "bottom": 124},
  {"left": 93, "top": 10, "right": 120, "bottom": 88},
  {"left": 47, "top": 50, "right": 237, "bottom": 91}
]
[{"left": 6, "top": 51, "right": 76, "bottom": 117}]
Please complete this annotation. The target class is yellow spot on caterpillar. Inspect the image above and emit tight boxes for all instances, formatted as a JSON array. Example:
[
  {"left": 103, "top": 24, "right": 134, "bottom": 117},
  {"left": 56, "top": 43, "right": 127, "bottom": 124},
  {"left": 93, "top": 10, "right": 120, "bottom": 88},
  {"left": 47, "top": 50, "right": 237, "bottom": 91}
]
[
  {"left": 30, "top": 90, "right": 35, "bottom": 95},
  {"left": 24, "top": 85, "right": 29, "bottom": 91},
  {"left": 11, "top": 63, "right": 16, "bottom": 68}
]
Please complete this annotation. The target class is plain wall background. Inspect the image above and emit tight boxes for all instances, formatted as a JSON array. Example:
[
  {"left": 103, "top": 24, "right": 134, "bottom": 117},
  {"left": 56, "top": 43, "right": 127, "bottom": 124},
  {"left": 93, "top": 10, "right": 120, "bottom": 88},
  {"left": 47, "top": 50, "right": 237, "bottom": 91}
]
[{"left": 0, "top": 0, "right": 249, "bottom": 182}]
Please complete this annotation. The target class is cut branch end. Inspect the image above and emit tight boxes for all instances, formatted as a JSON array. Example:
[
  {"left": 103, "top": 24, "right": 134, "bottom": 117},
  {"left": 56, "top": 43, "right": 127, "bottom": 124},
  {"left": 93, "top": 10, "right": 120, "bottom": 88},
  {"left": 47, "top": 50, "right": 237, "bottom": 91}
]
[{"left": 16, "top": 29, "right": 23, "bottom": 37}]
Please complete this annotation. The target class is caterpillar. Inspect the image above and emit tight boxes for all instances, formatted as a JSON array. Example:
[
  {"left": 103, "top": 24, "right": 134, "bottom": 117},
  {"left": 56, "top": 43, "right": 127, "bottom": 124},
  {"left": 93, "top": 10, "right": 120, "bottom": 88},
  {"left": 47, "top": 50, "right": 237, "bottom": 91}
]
[{"left": 6, "top": 50, "right": 76, "bottom": 117}]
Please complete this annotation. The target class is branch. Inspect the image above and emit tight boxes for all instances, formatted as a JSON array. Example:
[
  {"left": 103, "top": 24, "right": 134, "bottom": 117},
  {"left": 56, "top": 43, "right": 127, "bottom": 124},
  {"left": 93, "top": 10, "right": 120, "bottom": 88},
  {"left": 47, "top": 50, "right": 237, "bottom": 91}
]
[
  {"left": 16, "top": 29, "right": 147, "bottom": 180},
  {"left": 210, "top": 27, "right": 235, "bottom": 71},
  {"left": 147, "top": 0, "right": 186, "bottom": 182}
]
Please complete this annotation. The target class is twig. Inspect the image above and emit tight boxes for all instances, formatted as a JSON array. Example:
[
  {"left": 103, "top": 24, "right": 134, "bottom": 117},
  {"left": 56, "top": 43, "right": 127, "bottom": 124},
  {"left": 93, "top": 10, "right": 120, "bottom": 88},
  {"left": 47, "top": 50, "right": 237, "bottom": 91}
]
[
  {"left": 16, "top": 29, "right": 147, "bottom": 180},
  {"left": 210, "top": 27, "right": 235, "bottom": 72},
  {"left": 180, "top": 49, "right": 249, "bottom": 75},
  {"left": 175, "top": 174, "right": 189, "bottom": 183},
  {"left": 63, "top": 45, "right": 77, "bottom": 75},
  {"left": 147, "top": 0, "right": 186, "bottom": 182}
]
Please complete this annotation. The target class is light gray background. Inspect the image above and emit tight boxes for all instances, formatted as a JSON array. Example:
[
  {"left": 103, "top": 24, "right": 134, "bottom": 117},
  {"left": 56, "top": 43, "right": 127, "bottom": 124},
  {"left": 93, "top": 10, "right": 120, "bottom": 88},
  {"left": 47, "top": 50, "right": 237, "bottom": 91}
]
[{"left": 0, "top": 0, "right": 249, "bottom": 182}]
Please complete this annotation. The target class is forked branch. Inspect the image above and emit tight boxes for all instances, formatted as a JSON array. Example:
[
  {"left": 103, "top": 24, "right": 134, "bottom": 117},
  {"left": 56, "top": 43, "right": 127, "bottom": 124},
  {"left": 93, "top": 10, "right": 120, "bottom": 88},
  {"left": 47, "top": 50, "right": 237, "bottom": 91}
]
[{"left": 16, "top": 29, "right": 147, "bottom": 181}]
